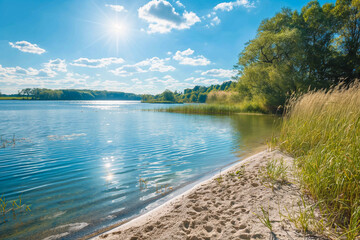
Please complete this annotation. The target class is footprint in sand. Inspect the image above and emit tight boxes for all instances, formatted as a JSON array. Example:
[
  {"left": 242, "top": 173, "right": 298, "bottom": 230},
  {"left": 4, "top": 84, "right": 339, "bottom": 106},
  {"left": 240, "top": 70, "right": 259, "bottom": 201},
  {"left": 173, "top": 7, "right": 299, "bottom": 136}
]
[
  {"left": 182, "top": 220, "right": 190, "bottom": 229},
  {"left": 239, "top": 224, "right": 247, "bottom": 230},
  {"left": 239, "top": 233, "right": 251, "bottom": 239},
  {"left": 203, "top": 225, "right": 213, "bottom": 233},
  {"left": 145, "top": 225, "right": 154, "bottom": 232}
]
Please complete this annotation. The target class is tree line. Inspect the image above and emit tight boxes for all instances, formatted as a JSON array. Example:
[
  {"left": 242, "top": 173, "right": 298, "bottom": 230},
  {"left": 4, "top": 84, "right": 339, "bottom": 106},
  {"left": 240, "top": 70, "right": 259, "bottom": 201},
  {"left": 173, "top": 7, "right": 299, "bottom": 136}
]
[
  {"left": 14, "top": 88, "right": 141, "bottom": 100},
  {"left": 141, "top": 81, "right": 234, "bottom": 103}
]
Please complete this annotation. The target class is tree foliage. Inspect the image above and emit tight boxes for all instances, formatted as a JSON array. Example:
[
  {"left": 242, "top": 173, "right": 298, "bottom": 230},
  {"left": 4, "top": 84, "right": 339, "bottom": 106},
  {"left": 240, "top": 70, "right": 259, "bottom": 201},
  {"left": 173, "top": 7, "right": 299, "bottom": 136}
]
[
  {"left": 235, "top": 0, "right": 360, "bottom": 112},
  {"left": 141, "top": 81, "right": 235, "bottom": 103}
]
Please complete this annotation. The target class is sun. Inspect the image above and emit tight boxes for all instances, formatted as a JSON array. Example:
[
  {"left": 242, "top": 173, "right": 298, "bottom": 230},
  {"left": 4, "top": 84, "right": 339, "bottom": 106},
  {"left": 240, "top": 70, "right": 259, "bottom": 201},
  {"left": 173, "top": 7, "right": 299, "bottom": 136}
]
[{"left": 108, "top": 21, "right": 127, "bottom": 36}]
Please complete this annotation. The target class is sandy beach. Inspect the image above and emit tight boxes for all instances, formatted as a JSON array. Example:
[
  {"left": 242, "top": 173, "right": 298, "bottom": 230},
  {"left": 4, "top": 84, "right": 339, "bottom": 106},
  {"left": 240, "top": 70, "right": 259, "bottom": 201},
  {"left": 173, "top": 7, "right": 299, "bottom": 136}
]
[{"left": 92, "top": 150, "right": 326, "bottom": 240}]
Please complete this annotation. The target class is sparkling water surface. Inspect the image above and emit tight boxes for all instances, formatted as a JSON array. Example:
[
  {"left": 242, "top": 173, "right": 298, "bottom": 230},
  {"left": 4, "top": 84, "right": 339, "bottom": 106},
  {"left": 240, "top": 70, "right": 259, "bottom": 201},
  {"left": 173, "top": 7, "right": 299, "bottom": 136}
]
[{"left": 0, "top": 101, "right": 275, "bottom": 239}]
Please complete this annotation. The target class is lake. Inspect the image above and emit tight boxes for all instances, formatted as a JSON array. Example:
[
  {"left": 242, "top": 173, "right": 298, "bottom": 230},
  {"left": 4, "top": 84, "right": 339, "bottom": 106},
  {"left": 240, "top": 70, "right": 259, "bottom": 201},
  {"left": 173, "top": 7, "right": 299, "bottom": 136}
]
[{"left": 0, "top": 101, "right": 276, "bottom": 240}]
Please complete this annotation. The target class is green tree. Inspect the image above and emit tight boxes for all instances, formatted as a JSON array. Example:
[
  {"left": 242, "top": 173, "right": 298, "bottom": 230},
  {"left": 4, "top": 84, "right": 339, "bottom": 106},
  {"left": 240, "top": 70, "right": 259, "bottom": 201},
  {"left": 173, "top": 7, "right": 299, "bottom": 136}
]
[
  {"left": 162, "top": 90, "right": 175, "bottom": 102},
  {"left": 332, "top": 0, "right": 360, "bottom": 82},
  {"left": 234, "top": 0, "right": 359, "bottom": 112}
]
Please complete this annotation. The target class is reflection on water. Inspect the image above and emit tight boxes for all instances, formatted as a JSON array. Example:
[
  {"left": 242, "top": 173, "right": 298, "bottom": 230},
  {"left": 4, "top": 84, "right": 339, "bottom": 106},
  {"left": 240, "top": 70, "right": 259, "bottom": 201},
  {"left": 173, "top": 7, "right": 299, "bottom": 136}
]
[{"left": 0, "top": 101, "right": 276, "bottom": 240}]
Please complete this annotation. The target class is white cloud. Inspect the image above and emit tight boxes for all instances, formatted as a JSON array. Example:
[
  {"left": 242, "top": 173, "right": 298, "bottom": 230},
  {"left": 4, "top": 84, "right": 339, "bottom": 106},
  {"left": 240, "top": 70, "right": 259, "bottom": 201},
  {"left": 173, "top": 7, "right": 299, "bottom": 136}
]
[
  {"left": 44, "top": 59, "right": 67, "bottom": 72},
  {"left": 142, "top": 75, "right": 195, "bottom": 92},
  {"left": 175, "top": 1, "right": 184, "bottom": 7},
  {"left": 193, "top": 77, "right": 220, "bottom": 85},
  {"left": 110, "top": 65, "right": 146, "bottom": 77},
  {"left": 173, "top": 48, "right": 210, "bottom": 66},
  {"left": 211, "top": 16, "right": 221, "bottom": 26},
  {"left": 71, "top": 57, "right": 124, "bottom": 68},
  {"left": 184, "top": 77, "right": 195, "bottom": 81},
  {"left": 110, "top": 57, "right": 175, "bottom": 76},
  {"left": 140, "top": 57, "right": 175, "bottom": 72},
  {"left": 207, "top": 12, "right": 216, "bottom": 18},
  {"left": 9, "top": 41, "right": 46, "bottom": 54},
  {"left": 138, "top": 0, "right": 200, "bottom": 33},
  {"left": 214, "top": 0, "right": 254, "bottom": 11},
  {"left": 0, "top": 64, "right": 56, "bottom": 78},
  {"left": 105, "top": 4, "right": 127, "bottom": 12},
  {"left": 201, "top": 68, "right": 236, "bottom": 78},
  {"left": 131, "top": 78, "right": 143, "bottom": 84}
]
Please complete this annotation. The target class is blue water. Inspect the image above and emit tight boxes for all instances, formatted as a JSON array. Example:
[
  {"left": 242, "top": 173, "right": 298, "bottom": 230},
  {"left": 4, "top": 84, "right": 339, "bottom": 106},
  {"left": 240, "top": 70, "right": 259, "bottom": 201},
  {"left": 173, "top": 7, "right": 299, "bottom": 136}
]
[{"left": 0, "top": 101, "right": 275, "bottom": 239}]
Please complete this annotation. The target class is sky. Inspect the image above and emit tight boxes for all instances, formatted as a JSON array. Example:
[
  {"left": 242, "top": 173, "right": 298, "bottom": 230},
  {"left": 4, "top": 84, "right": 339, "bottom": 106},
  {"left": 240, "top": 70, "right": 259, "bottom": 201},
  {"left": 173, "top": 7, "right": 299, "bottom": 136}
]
[{"left": 0, "top": 0, "right": 335, "bottom": 94}]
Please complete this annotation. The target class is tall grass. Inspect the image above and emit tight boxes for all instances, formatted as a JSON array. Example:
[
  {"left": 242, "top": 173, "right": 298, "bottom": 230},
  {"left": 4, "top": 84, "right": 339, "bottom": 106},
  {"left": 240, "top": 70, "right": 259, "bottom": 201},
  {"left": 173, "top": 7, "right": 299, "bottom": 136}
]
[
  {"left": 278, "top": 81, "right": 360, "bottom": 238},
  {"left": 156, "top": 102, "right": 266, "bottom": 115},
  {"left": 206, "top": 91, "right": 242, "bottom": 104}
]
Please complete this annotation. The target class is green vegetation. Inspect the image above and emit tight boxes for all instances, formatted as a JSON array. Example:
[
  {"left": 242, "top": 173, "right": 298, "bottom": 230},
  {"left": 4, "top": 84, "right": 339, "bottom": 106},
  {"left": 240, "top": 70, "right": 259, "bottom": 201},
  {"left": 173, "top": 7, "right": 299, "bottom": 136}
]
[
  {"left": 277, "top": 81, "right": 360, "bottom": 238},
  {"left": 156, "top": 103, "right": 266, "bottom": 115},
  {"left": 160, "top": 0, "right": 359, "bottom": 114},
  {"left": 0, "top": 96, "right": 28, "bottom": 100},
  {"left": 263, "top": 158, "right": 288, "bottom": 186},
  {"left": 141, "top": 81, "right": 234, "bottom": 103},
  {"left": 233, "top": 0, "right": 360, "bottom": 113},
  {"left": 285, "top": 196, "right": 317, "bottom": 234},
  {"left": 1, "top": 88, "right": 141, "bottom": 100},
  {"left": 1, "top": 195, "right": 31, "bottom": 223},
  {"left": 255, "top": 206, "right": 273, "bottom": 232}
]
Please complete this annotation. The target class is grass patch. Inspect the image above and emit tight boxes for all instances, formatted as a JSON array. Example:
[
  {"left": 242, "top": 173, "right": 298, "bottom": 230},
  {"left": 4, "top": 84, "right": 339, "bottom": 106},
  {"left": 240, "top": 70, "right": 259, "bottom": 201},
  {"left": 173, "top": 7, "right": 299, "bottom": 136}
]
[
  {"left": 155, "top": 103, "right": 267, "bottom": 115},
  {"left": 263, "top": 158, "right": 288, "bottom": 186},
  {"left": 141, "top": 100, "right": 182, "bottom": 104},
  {"left": 255, "top": 205, "right": 273, "bottom": 231},
  {"left": 277, "top": 81, "right": 360, "bottom": 238},
  {"left": 0, "top": 97, "right": 29, "bottom": 100}
]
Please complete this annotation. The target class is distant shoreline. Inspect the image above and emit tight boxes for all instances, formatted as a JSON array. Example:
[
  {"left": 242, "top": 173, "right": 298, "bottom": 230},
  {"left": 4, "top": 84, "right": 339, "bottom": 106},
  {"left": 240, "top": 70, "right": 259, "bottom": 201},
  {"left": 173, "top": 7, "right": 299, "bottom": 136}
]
[{"left": 0, "top": 98, "right": 142, "bottom": 101}]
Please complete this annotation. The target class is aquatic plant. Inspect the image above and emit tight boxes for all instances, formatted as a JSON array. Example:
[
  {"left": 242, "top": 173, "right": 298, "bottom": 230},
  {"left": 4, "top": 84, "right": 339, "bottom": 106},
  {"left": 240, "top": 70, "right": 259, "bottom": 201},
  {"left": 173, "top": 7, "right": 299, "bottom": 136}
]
[
  {"left": 0, "top": 195, "right": 31, "bottom": 223},
  {"left": 0, "top": 134, "right": 29, "bottom": 149},
  {"left": 155, "top": 184, "right": 173, "bottom": 195},
  {"left": 0, "top": 134, "right": 16, "bottom": 149},
  {"left": 154, "top": 103, "right": 267, "bottom": 115},
  {"left": 138, "top": 177, "right": 148, "bottom": 190}
]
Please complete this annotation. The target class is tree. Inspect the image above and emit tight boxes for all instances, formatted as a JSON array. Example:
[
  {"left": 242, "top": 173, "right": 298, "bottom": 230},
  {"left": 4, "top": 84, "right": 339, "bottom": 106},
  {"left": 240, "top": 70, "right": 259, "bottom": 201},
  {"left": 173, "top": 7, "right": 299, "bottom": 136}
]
[
  {"left": 198, "top": 93, "right": 207, "bottom": 103},
  {"left": 332, "top": 0, "right": 360, "bottom": 82},
  {"left": 234, "top": 0, "right": 359, "bottom": 112},
  {"left": 162, "top": 90, "right": 175, "bottom": 102}
]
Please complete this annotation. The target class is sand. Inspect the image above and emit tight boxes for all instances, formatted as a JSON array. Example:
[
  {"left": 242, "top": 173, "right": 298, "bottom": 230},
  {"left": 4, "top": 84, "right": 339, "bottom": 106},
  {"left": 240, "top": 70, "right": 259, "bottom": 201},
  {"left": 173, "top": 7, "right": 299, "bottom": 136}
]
[{"left": 93, "top": 150, "right": 326, "bottom": 240}]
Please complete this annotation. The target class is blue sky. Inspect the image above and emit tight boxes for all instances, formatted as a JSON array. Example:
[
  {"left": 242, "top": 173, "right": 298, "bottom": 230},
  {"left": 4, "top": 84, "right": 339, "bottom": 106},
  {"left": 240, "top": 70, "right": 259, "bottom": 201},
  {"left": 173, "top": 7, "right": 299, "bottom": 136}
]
[{"left": 0, "top": 0, "right": 334, "bottom": 94}]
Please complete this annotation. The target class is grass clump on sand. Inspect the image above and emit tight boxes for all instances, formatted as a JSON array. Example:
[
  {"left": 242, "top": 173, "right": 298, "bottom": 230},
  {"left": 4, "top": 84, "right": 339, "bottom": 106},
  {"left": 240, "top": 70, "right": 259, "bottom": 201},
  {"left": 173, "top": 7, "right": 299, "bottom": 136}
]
[
  {"left": 262, "top": 158, "right": 288, "bottom": 189},
  {"left": 277, "top": 81, "right": 360, "bottom": 238}
]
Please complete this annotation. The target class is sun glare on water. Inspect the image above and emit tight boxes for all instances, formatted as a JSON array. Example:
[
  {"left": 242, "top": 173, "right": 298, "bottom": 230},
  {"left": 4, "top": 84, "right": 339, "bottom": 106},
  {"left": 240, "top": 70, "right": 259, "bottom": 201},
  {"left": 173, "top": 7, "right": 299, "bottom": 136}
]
[{"left": 106, "top": 174, "right": 113, "bottom": 181}]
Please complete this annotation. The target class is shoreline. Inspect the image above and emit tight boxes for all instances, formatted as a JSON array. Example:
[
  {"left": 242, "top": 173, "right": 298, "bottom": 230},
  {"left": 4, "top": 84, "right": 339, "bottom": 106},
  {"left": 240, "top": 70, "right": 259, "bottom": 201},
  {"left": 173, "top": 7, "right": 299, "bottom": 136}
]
[
  {"left": 85, "top": 146, "right": 267, "bottom": 239},
  {"left": 90, "top": 149, "right": 321, "bottom": 240}
]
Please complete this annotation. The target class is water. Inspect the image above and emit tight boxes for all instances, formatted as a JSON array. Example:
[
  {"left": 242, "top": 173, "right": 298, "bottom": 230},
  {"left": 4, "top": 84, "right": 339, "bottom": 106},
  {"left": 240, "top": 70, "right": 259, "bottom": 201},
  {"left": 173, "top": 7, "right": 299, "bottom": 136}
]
[{"left": 0, "top": 101, "right": 276, "bottom": 239}]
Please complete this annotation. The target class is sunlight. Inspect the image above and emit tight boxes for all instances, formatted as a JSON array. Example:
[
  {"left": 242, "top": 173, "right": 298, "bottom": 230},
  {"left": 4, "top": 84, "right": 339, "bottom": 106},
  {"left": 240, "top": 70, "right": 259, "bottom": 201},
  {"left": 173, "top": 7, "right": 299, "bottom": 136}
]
[
  {"left": 108, "top": 21, "right": 127, "bottom": 36},
  {"left": 106, "top": 173, "right": 113, "bottom": 181}
]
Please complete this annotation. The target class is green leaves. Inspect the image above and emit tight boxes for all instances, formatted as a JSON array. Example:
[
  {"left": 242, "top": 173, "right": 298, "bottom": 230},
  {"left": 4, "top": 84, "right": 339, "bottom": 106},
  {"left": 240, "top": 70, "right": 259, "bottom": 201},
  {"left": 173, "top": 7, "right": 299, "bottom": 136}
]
[{"left": 235, "top": 0, "right": 359, "bottom": 113}]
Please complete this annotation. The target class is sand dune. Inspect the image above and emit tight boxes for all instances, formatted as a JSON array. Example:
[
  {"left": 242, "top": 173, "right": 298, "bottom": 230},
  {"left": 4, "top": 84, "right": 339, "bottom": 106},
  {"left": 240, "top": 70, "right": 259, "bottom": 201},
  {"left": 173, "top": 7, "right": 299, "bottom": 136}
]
[{"left": 93, "top": 150, "right": 326, "bottom": 240}]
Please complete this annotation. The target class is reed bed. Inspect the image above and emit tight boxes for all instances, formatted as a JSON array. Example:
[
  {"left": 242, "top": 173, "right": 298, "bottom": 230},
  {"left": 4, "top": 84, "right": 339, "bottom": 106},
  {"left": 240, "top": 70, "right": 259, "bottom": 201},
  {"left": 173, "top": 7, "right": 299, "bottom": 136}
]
[
  {"left": 278, "top": 81, "right": 360, "bottom": 238},
  {"left": 156, "top": 103, "right": 266, "bottom": 115}
]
